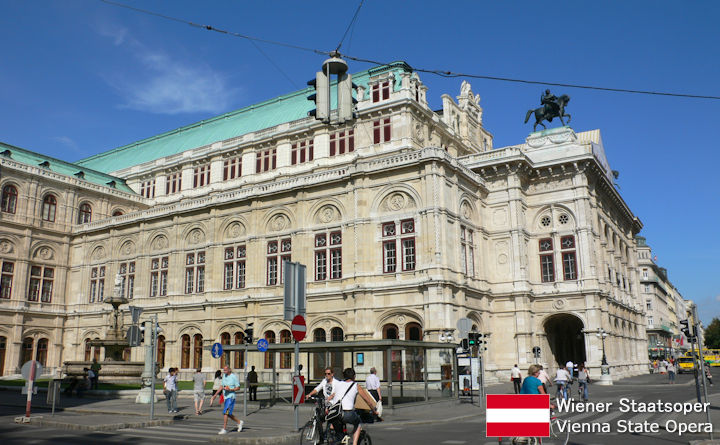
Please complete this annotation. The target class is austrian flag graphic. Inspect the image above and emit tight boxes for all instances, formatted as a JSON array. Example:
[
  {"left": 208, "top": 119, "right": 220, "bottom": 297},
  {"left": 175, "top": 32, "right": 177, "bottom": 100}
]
[{"left": 486, "top": 394, "right": 550, "bottom": 437}]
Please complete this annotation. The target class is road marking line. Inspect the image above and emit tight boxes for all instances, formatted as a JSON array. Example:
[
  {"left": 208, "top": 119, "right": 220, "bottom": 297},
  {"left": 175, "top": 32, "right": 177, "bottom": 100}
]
[{"left": 441, "top": 441, "right": 466, "bottom": 444}]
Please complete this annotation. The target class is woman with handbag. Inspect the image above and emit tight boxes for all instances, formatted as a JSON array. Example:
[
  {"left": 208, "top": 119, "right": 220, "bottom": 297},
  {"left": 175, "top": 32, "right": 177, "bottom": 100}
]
[{"left": 327, "top": 368, "right": 379, "bottom": 445}]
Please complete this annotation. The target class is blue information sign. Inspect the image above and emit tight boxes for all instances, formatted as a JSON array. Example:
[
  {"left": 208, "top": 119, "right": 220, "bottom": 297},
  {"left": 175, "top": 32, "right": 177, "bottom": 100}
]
[
  {"left": 211, "top": 342, "right": 223, "bottom": 359},
  {"left": 257, "top": 338, "right": 269, "bottom": 352}
]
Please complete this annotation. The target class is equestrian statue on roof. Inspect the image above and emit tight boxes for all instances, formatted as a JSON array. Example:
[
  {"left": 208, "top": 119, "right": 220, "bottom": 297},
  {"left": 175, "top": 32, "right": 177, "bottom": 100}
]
[{"left": 525, "top": 89, "right": 571, "bottom": 132}]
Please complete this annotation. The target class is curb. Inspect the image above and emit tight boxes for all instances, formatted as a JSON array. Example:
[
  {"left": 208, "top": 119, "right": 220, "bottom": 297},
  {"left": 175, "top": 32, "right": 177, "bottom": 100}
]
[{"left": 29, "top": 417, "right": 174, "bottom": 431}]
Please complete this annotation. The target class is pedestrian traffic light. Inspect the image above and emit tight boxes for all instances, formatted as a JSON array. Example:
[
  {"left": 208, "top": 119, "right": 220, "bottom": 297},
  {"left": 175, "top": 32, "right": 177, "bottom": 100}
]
[
  {"left": 468, "top": 332, "right": 481, "bottom": 346},
  {"left": 461, "top": 338, "right": 469, "bottom": 351},
  {"left": 244, "top": 323, "right": 254, "bottom": 344}
]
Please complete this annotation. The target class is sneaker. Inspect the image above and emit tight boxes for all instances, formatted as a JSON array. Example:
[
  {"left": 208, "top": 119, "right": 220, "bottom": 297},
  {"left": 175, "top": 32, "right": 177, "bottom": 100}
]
[
  {"left": 237, "top": 421, "right": 244, "bottom": 432},
  {"left": 218, "top": 429, "right": 228, "bottom": 435}
]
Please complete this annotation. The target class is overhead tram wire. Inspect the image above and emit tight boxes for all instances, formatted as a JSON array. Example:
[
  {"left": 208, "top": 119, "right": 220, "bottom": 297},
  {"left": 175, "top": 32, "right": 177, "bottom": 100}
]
[
  {"left": 97, "top": 0, "right": 720, "bottom": 101},
  {"left": 335, "top": 0, "right": 364, "bottom": 53}
]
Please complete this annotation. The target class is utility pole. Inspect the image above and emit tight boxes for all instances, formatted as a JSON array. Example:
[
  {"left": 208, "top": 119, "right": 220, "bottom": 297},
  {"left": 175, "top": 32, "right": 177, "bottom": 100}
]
[
  {"left": 150, "top": 314, "right": 158, "bottom": 420},
  {"left": 692, "top": 304, "right": 713, "bottom": 440}
]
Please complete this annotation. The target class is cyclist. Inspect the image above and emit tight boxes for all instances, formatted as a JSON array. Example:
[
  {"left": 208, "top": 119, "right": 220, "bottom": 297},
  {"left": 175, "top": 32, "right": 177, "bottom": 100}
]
[
  {"left": 328, "top": 368, "right": 378, "bottom": 445},
  {"left": 520, "top": 364, "right": 546, "bottom": 395},
  {"left": 306, "top": 367, "right": 339, "bottom": 403},
  {"left": 554, "top": 364, "right": 570, "bottom": 400}
]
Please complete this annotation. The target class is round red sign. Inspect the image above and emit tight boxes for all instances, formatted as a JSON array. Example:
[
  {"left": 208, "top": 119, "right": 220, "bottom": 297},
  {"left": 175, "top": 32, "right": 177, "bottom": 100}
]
[{"left": 291, "top": 315, "right": 306, "bottom": 342}]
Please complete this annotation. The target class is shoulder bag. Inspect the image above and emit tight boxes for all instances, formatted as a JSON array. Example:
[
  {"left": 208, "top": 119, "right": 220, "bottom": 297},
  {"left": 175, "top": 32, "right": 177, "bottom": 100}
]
[{"left": 326, "top": 382, "right": 356, "bottom": 421}]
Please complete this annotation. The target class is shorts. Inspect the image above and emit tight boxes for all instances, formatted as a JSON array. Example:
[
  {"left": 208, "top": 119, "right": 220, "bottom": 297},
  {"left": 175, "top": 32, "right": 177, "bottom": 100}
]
[
  {"left": 342, "top": 410, "right": 361, "bottom": 428},
  {"left": 223, "top": 397, "right": 236, "bottom": 416},
  {"left": 194, "top": 390, "right": 205, "bottom": 402}
]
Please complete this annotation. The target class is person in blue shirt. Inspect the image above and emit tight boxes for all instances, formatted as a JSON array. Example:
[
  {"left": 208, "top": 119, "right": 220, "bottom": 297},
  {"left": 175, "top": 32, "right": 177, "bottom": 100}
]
[
  {"left": 520, "top": 365, "right": 547, "bottom": 395},
  {"left": 218, "top": 366, "right": 244, "bottom": 435}
]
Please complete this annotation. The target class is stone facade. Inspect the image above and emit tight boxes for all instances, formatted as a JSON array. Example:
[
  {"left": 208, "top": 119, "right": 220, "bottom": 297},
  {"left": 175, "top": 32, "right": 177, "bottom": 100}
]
[{"left": 0, "top": 62, "right": 648, "bottom": 383}]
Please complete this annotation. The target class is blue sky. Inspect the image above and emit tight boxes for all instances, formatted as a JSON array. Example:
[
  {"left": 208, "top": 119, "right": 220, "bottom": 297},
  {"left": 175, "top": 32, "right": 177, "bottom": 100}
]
[{"left": 1, "top": 1, "right": 718, "bottom": 324}]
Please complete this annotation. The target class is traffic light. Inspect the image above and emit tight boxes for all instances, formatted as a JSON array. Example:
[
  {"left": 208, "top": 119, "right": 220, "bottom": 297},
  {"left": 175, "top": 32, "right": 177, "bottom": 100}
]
[
  {"left": 307, "top": 71, "right": 329, "bottom": 123},
  {"left": 244, "top": 323, "right": 254, "bottom": 344},
  {"left": 468, "top": 332, "right": 478, "bottom": 347},
  {"left": 461, "top": 338, "right": 469, "bottom": 351},
  {"left": 337, "top": 73, "right": 357, "bottom": 124},
  {"left": 680, "top": 319, "right": 694, "bottom": 339}
]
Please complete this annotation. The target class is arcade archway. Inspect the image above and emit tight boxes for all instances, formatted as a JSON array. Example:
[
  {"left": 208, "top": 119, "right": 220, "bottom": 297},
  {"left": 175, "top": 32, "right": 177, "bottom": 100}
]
[{"left": 544, "top": 314, "right": 586, "bottom": 366}]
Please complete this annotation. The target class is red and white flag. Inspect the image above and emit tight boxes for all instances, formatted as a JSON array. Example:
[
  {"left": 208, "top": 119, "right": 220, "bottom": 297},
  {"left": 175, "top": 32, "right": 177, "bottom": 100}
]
[{"left": 486, "top": 394, "right": 550, "bottom": 437}]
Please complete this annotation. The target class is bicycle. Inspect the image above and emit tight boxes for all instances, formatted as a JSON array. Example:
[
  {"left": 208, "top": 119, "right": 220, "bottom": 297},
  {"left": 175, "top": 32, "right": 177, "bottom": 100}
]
[
  {"left": 324, "top": 410, "right": 373, "bottom": 445},
  {"left": 300, "top": 396, "right": 326, "bottom": 445}
]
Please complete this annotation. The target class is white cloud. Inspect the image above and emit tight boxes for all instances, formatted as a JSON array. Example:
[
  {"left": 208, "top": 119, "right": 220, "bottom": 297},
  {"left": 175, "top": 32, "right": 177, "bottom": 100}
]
[
  {"left": 94, "top": 23, "right": 128, "bottom": 46},
  {"left": 53, "top": 136, "right": 82, "bottom": 154},
  {"left": 97, "top": 25, "right": 239, "bottom": 115}
]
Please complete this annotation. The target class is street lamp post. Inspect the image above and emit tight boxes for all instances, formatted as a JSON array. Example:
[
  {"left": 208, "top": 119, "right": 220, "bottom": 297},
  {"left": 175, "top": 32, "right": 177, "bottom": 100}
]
[{"left": 595, "top": 328, "right": 613, "bottom": 385}]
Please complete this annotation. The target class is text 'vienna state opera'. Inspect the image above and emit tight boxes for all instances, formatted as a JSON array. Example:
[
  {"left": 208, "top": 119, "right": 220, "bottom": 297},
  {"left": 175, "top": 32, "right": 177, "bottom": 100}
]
[{"left": 0, "top": 61, "right": 647, "bottom": 382}]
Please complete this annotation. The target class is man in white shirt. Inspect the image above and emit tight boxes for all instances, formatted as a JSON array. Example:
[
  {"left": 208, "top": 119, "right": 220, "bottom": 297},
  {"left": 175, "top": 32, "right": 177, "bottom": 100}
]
[
  {"left": 328, "top": 368, "right": 378, "bottom": 445},
  {"left": 510, "top": 364, "right": 522, "bottom": 394},
  {"left": 365, "top": 367, "right": 382, "bottom": 421}
]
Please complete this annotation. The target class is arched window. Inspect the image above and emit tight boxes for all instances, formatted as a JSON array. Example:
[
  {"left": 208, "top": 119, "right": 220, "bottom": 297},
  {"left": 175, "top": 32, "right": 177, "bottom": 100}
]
[
  {"left": 42, "top": 195, "right": 57, "bottom": 222},
  {"left": 313, "top": 328, "right": 326, "bottom": 342},
  {"left": 21, "top": 337, "right": 33, "bottom": 365},
  {"left": 406, "top": 323, "right": 422, "bottom": 341},
  {"left": 112, "top": 210, "right": 124, "bottom": 217},
  {"left": 233, "top": 332, "right": 244, "bottom": 369},
  {"left": 382, "top": 324, "right": 399, "bottom": 340},
  {"left": 84, "top": 338, "right": 92, "bottom": 361},
  {"left": 280, "top": 330, "right": 292, "bottom": 369},
  {"left": 193, "top": 334, "right": 203, "bottom": 369},
  {"left": 78, "top": 203, "right": 92, "bottom": 224},
  {"left": 264, "top": 331, "right": 275, "bottom": 369},
  {"left": 1, "top": 185, "right": 17, "bottom": 213},
  {"left": 181, "top": 334, "right": 191, "bottom": 369},
  {"left": 157, "top": 335, "right": 166, "bottom": 368},
  {"left": 0, "top": 336, "right": 6, "bottom": 375},
  {"left": 331, "top": 327, "right": 344, "bottom": 342},
  {"left": 220, "top": 332, "right": 231, "bottom": 368}
]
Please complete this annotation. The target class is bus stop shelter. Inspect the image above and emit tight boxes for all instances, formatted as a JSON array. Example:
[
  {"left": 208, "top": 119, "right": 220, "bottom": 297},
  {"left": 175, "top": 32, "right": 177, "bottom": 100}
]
[{"left": 221, "top": 339, "right": 458, "bottom": 408}]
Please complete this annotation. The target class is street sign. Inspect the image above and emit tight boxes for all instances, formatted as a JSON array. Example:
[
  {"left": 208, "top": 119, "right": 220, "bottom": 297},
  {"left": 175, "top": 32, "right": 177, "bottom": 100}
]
[
  {"left": 293, "top": 375, "right": 305, "bottom": 404},
  {"left": 211, "top": 342, "right": 224, "bottom": 359},
  {"left": 129, "top": 305, "right": 144, "bottom": 324},
  {"left": 457, "top": 317, "right": 472, "bottom": 337},
  {"left": 127, "top": 325, "right": 142, "bottom": 347},
  {"left": 284, "top": 262, "right": 306, "bottom": 320},
  {"left": 257, "top": 338, "right": 269, "bottom": 352},
  {"left": 291, "top": 315, "right": 306, "bottom": 342},
  {"left": 21, "top": 360, "right": 43, "bottom": 381}
]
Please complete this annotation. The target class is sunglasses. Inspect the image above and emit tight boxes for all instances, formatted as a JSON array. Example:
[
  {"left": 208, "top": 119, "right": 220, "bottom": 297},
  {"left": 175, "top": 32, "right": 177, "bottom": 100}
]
[{"left": 325, "top": 372, "right": 333, "bottom": 375}]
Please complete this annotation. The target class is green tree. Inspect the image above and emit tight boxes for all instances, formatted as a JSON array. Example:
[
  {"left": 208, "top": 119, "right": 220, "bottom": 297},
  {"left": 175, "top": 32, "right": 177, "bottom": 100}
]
[{"left": 704, "top": 318, "right": 720, "bottom": 349}]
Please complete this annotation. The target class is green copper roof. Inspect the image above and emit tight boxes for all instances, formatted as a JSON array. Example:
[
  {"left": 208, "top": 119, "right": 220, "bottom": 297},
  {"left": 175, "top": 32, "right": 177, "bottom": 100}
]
[
  {"left": 75, "top": 62, "right": 412, "bottom": 174},
  {"left": 0, "top": 142, "right": 134, "bottom": 194}
]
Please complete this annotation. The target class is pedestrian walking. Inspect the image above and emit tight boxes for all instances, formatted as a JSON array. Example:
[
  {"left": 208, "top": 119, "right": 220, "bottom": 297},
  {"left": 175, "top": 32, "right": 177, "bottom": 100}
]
[
  {"left": 659, "top": 359, "right": 668, "bottom": 374},
  {"left": 90, "top": 358, "right": 101, "bottom": 389},
  {"left": 86, "top": 367, "right": 96, "bottom": 390},
  {"left": 164, "top": 367, "right": 178, "bottom": 413},
  {"left": 705, "top": 365, "right": 713, "bottom": 386},
  {"left": 209, "top": 370, "right": 223, "bottom": 406},
  {"left": 193, "top": 368, "right": 206, "bottom": 415},
  {"left": 653, "top": 360, "right": 658, "bottom": 374},
  {"left": 667, "top": 359, "right": 676, "bottom": 384},
  {"left": 577, "top": 363, "right": 590, "bottom": 401},
  {"left": 365, "top": 367, "right": 383, "bottom": 420},
  {"left": 247, "top": 365, "right": 258, "bottom": 401},
  {"left": 510, "top": 364, "right": 522, "bottom": 394},
  {"left": 218, "top": 366, "right": 244, "bottom": 435}
]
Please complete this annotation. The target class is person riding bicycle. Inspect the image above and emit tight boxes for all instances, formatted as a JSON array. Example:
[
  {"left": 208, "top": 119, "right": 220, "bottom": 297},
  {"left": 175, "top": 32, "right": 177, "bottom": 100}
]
[
  {"left": 307, "top": 367, "right": 340, "bottom": 404},
  {"left": 554, "top": 364, "right": 571, "bottom": 400},
  {"left": 327, "top": 368, "right": 378, "bottom": 445}
]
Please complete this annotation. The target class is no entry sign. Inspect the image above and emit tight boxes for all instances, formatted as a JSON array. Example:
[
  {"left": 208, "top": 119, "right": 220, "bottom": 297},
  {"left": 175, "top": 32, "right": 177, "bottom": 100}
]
[{"left": 291, "top": 315, "right": 306, "bottom": 342}]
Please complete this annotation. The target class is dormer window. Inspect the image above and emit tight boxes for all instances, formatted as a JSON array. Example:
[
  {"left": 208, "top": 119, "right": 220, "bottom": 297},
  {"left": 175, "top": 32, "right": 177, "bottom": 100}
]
[
  {"left": 74, "top": 171, "right": 85, "bottom": 180},
  {"left": 291, "top": 139, "right": 314, "bottom": 165},
  {"left": 372, "top": 81, "right": 391, "bottom": 103},
  {"left": 39, "top": 161, "right": 50, "bottom": 168}
]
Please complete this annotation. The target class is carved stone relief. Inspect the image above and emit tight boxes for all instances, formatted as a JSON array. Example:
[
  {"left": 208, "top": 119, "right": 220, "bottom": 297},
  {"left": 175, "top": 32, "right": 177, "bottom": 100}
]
[
  {"left": 382, "top": 192, "right": 415, "bottom": 212},
  {"left": 495, "top": 241, "right": 510, "bottom": 277},
  {"left": 151, "top": 235, "right": 168, "bottom": 251},
  {"left": 225, "top": 222, "right": 245, "bottom": 239},
  {"left": 460, "top": 202, "right": 473, "bottom": 220},
  {"left": 90, "top": 246, "right": 104, "bottom": 261},
  {"left": 317, "top": 205, "right": 337, "bottom": 224},
  {"left": 0, "top": 239, "right": 14, "bottom": 254},
  {"left": 187, "top": 228, "right": 205, "bottom": 245},
  {"left": 269, "top": 214, "right": 290, "bottom": 232},
  {"left": 120, "top": 240, "right": 135, "bottom": 256}
]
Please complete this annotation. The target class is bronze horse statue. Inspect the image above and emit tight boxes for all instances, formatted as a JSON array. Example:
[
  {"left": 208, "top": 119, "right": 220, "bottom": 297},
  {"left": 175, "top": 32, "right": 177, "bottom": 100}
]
[{"left": 525, "top": 94, "right": 571, "bottom": 132}]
